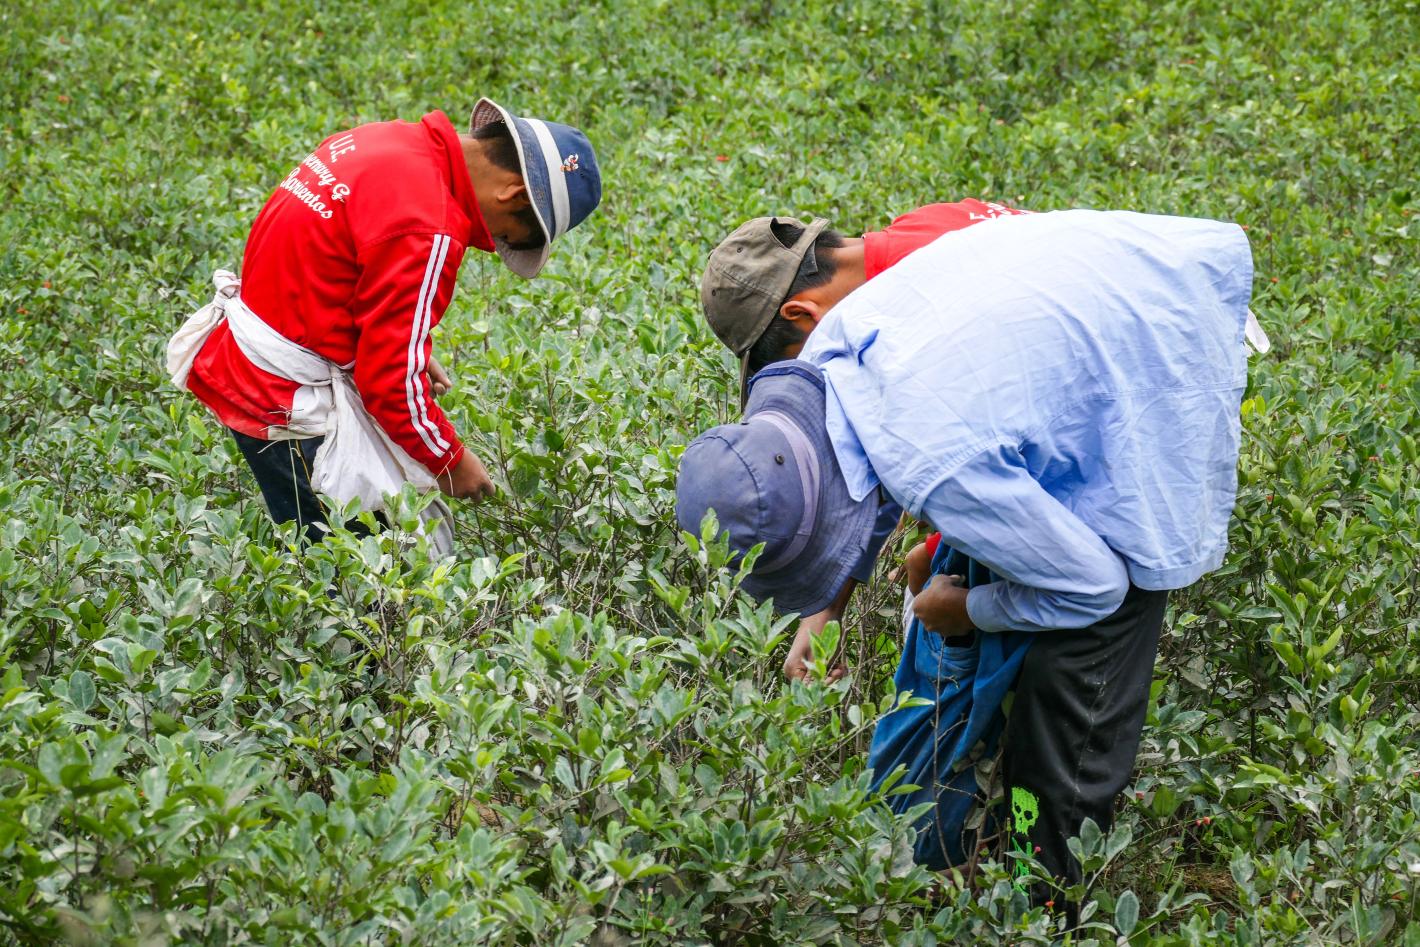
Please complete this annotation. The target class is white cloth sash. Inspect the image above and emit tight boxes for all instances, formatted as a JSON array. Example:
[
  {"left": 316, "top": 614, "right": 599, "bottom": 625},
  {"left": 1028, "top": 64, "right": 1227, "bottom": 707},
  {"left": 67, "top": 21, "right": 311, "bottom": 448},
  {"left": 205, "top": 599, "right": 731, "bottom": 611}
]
[{"left": 166, "top": 270, "right": 454, "bottom": 555}]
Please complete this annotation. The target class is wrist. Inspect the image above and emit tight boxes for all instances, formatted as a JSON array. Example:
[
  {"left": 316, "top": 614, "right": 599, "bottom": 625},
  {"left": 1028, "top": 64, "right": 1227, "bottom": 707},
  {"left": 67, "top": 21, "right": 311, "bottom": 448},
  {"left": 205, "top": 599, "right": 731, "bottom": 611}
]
[{"left": 437, "top": 443, "right": 467, "bottom": 477}]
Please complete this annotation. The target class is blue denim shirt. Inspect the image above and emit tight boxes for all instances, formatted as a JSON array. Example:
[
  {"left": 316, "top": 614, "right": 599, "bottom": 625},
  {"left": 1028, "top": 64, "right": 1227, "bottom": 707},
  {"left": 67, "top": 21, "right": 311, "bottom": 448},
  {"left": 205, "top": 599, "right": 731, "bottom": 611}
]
[{"left": 799, "top": 210, "right": 1254, "bottom": 632}]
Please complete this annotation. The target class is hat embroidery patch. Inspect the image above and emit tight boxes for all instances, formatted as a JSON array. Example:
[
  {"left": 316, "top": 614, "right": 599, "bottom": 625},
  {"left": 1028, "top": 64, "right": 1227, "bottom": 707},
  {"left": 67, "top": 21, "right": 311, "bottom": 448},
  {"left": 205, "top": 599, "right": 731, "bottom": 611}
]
[{"left": 560, "top": 153, "right": 580, "bottom": 173}]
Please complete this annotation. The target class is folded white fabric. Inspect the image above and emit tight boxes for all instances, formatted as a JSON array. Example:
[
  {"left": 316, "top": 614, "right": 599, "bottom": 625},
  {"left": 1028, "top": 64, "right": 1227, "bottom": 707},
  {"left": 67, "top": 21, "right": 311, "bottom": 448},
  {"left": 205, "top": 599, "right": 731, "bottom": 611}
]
[
  {"left": 166, "top": 270, "right": 454, "bottom": 554},
  {"left": 1244, "top": 308, "right": 1271, "bottom": 355}
]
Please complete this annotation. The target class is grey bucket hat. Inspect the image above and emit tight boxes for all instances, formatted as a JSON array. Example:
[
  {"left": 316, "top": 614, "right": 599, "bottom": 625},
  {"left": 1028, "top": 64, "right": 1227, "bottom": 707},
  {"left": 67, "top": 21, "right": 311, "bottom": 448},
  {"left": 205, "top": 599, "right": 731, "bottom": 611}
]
[{"left": 675, "top": 360, "right": 883, "bottom": 615}]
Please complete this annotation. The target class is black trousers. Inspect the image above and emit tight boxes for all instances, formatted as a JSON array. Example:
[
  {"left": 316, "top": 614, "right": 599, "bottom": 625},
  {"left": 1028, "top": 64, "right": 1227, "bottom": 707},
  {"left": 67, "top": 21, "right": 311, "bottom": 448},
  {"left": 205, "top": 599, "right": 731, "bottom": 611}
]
[
  {"left": 1000, "top": 584, "right": 1169, "bottom": 907},
  {"left": 231, "top": 430, "right": 329, "bottom": 543}
]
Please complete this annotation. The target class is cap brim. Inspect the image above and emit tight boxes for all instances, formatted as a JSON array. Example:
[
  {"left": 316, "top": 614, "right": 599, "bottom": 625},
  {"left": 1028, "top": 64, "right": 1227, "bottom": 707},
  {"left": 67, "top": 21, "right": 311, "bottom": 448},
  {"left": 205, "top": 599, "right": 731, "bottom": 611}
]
[
  {"left": 470, "top": 98, "right": 553, "bottom": 279},
  {"left": 494, "top": 240, "right": 551, "bottom": 280},
  {"left": 737, "top": 363, "right": 882, "bottom": 616}
]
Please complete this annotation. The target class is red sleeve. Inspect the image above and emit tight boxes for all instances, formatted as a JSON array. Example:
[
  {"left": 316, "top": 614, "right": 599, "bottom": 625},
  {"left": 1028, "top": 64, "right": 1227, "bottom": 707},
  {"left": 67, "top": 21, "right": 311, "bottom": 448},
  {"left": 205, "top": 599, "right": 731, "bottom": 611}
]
[{"left": 350, "top": 232, "right": 466, "bottom": 476}]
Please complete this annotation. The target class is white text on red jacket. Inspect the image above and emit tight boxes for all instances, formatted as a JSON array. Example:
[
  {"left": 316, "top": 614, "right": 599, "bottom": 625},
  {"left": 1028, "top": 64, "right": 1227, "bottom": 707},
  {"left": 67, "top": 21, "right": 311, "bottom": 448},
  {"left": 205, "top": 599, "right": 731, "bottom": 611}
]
[{"left": 278, "top": 151, "right": 353, "bottom": 220}]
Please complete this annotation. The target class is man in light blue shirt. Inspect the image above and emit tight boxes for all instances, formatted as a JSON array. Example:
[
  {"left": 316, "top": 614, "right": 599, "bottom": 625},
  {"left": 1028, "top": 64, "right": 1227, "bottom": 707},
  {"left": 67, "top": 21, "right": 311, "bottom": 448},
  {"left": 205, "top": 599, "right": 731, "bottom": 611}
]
[
  {"left": 677, "top": 208, "right": 1256, "bottom": 904},
  {"left": 805, "top": 209, "right": 1253, "bottom": 633}
]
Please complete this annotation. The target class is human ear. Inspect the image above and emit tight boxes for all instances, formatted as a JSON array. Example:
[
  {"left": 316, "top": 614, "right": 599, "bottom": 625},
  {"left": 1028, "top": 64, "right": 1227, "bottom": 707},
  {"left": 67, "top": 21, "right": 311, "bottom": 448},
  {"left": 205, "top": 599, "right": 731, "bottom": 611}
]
[
  {"left": 779, "top": 298, "right": 825, "bottom": 328},
  {"left": 495, "top": 180, "right": 528, "bottom": 206}
]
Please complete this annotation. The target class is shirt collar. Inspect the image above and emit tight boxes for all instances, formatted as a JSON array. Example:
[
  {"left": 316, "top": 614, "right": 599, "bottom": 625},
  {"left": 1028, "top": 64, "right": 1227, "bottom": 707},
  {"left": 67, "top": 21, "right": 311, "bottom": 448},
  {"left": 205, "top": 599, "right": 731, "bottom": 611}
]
[{"left": 421, "top": 110, "right": 494, "bottom": 252}]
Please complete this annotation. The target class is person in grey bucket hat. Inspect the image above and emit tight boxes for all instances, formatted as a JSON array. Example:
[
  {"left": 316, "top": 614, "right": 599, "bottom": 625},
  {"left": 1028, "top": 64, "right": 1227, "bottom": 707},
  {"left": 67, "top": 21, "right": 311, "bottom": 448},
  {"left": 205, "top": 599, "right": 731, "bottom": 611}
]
[{"left": 696, "top": 202, "right": 1033, "bottom": 681}]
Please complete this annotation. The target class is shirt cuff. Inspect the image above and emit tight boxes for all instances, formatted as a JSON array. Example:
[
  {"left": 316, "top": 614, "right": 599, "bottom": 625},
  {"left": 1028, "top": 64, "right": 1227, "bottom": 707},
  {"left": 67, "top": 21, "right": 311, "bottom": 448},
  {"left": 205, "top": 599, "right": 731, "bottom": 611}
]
[{"left": 965, "top": 583, "right": 1013, "bottom": 633}]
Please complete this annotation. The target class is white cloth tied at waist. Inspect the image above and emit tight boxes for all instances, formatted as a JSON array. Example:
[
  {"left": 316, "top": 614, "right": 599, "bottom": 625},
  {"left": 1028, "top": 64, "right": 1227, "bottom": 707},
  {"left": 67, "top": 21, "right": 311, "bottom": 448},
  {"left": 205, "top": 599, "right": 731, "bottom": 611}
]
[{"left": 166, "top": 270, "right": 453, "bottom": 555}]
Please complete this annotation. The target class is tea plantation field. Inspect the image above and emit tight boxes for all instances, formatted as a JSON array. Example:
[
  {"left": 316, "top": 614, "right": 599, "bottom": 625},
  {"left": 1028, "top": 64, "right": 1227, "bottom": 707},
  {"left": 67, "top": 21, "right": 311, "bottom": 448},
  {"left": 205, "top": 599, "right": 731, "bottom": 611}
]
[{"left": 1, "top": 0, "right": 1417, "bottom": 943}]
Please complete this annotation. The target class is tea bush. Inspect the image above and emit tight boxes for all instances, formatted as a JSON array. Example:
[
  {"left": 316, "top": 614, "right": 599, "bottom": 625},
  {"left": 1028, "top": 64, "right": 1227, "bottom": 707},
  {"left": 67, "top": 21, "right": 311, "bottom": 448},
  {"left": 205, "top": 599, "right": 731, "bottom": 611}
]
[{"left": 1, "top": 0, "right": 1417, "bottom": 943}]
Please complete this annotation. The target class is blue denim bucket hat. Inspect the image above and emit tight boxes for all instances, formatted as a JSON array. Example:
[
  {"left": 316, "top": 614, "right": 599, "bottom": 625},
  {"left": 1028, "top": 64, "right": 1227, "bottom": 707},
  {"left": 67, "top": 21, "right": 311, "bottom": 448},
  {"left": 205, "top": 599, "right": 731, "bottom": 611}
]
[
  {"left": 470, "top": 98, "right": 602, "bottom": 278},
  {"left": 675, "top": 360, "right": 884, "bottom": 615}
]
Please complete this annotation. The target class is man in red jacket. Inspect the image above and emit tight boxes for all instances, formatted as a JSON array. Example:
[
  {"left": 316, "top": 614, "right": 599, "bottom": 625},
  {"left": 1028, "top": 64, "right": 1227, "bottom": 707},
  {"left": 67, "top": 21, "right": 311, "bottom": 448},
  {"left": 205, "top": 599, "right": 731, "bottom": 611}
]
[
  {"left": 173, "top": 99, "right": 601, "bottom": 543},
  {"left": 699, "top": 199, "right": 1029, "bottom": 675}
]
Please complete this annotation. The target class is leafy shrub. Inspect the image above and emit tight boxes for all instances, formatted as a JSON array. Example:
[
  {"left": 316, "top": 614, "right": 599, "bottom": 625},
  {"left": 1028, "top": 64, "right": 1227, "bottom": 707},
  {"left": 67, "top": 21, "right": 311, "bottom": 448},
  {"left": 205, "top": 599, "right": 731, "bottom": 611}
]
[{"left": 0, "top": 0, "right": 1416, "bottom": 943}]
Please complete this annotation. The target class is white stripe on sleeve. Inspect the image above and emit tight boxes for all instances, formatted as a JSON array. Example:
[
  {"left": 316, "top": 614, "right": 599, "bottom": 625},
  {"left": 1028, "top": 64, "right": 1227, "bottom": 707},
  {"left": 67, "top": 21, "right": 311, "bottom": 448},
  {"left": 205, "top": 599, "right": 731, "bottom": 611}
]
[
  {"left": 405, "top": 234, "right": 452, "bottom": 456},
  {"left": 413, "top": 234, "right": 452, "bottom": 452}
]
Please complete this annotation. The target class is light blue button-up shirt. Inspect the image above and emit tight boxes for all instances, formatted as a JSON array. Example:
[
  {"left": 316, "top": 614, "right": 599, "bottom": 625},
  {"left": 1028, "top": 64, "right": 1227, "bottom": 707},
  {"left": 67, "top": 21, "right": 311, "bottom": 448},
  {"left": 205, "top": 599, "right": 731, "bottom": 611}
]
[{"left": 799, "top": 209, "right": 1254, "bottom": 632}]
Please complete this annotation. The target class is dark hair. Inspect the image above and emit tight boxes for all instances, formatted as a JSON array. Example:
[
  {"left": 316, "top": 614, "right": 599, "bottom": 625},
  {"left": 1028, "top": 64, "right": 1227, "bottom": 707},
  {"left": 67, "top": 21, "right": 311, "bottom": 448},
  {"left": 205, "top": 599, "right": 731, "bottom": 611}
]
[
  {"left": 471, "top": 121, "right": 545, "bottom": 250},
  {"left": 471, "top": 120, "right": 522, "bottom": 173},
  {"left": 744, "top": 223, "right": 845, "bottom": 376},
  {"left": 745, "top": 315, "right": 809, "bottom": 377}
]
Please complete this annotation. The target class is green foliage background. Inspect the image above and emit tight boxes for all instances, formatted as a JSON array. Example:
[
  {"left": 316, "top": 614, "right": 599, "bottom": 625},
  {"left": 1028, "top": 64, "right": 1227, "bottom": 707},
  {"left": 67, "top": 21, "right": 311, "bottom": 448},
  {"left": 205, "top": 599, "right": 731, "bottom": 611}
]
[{"left": 1, "top": 0, "right": 1417, "bottom": 943}]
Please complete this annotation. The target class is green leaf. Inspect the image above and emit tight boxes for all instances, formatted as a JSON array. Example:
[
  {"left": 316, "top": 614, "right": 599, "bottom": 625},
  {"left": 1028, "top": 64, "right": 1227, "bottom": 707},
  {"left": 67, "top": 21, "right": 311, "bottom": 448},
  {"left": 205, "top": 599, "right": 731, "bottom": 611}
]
[
  {"left": 553, "top": 756, "right": 578, "bottom": 793},
  {"left": 68, "top": 671, "right": 95, "bottom": 712},
  {"left": 1114, "top": 889, "right": 1139, "bottom": 936},
  {"left": 36, "top": 743, "right": 64, "bottom": 787},
  {"left": 1078, "top": 817, "right": 1102, "bottom": 857}
]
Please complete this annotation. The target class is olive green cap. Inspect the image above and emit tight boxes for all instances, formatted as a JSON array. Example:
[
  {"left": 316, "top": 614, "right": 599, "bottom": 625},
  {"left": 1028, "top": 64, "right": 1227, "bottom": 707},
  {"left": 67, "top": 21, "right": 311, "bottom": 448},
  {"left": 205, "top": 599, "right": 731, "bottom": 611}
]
[{"left": 700, "top": 216, "right": 829, "bottom": 404}]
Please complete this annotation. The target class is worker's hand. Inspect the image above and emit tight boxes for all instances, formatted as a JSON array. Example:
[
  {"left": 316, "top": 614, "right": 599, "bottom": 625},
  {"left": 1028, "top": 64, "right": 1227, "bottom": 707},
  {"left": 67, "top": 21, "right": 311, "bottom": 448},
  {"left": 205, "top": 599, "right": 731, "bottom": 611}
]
[
  {"left": 427, "top": 356, "right": 453, "bottom": 398},
  {"left": 784, "top": 620, "right": 848, "bottom": 683},
  {"left": 438, "top": 450, "right": 495, "bottom": 501},
  {"left": 783, "top": 579, "right": 858, "bottom": 682},
  {"left": 913, "top": 574, "right": 974, "bottom": 637}
]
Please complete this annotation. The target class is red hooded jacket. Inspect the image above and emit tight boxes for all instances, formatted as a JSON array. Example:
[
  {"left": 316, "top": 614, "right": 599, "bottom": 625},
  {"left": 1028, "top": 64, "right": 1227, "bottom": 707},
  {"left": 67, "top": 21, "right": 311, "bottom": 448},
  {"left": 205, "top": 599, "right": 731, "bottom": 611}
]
[{"left": 187, "top": 110, "right": 492, "bottom": 475}]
